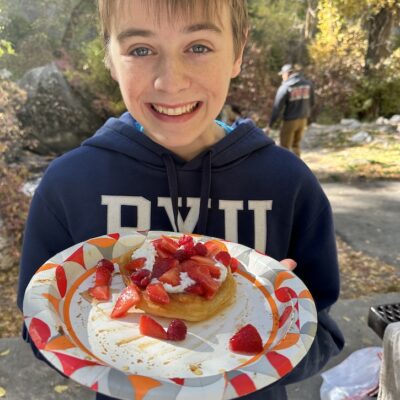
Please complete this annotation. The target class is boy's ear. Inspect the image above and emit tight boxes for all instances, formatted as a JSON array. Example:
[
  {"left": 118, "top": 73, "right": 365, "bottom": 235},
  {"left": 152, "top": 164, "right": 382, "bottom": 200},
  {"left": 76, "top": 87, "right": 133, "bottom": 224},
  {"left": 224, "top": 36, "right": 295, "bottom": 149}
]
[
  {"left": 109, "top": 61, "right": 118, "bottom": 82},
  {"left": 231, "top": 30, "right": 248, "bottom": 79}
]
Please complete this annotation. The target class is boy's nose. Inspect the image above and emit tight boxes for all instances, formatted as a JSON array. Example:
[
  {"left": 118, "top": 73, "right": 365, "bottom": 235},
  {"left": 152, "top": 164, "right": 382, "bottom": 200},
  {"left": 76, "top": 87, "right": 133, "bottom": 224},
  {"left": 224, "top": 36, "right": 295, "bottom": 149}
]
[{"left": 154, "top": 57, "right": 191, "bottom": 93}]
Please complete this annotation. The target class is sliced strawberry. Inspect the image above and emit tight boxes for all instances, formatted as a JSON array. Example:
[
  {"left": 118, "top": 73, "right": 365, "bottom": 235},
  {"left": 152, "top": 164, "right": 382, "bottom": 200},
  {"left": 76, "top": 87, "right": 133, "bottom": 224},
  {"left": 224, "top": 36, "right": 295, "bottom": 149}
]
[
  {"left": 160, "top": 235, "right": 180, "bottom": 253},
  {"left": 159, "top": 267, "right": 181, "bottom": 286},
  {"left": 152, "top": 238, "right": 172, "bottom": 258},
  {"left": 152, "top": 258, "right": 178, "bottom": 279},
  {"left": 167, "top": 319, "right": 187, "bottom": 341},
  {"left": 88, "top": 285, "right": 110, "bottom": 301},
  {"left": 229, "top": 324, "right": 263, "bottom": 355},
  {"left": 124, "top": 257, "right": 146, "bottom": 271},
  {"left": 139, "top": 315, "right": 167, "bottom": 340},
  {"left": 229, "top": 257, "right": 240, "bottom": 273},
  {"left": 178, "top": 235, "right": 194, "bottom": 247},
  {"left": 190, "top": 255, "right": 216, "bottom": 266},
  {"left": 146, "top": 283, "right": 170, "bottom": 304},
  {"left": 207, "top": 264, "right": 221, "bottom": 279},
  {"left": 193, "top": 242, "right": 208, "bottom": 256},
  {"left": 184, "top": 283, "right": 205, "bottom": 296},
  {"left": 184, "top": 264, "right": 220, "bottom": 299},
  {"left": 174, "top": 249, "right": 190, "bottom": 261},
  {"left": 130, "top": 269, "right": 152, "bottom": 288},
  {"left": 95, "top": 266, "right": 112, "bottom": 286},
  {"left": 215, "top": 251, "right": 232, "bottom": 267},
  {"left": 96, "top": 258, "right": 115, "bottom": 273},
  {"left": 204, "top": 240, "right": 227, "bottom": 257},
  {"left": 111, "top": 284, "right": 141, "bottom": 318}
]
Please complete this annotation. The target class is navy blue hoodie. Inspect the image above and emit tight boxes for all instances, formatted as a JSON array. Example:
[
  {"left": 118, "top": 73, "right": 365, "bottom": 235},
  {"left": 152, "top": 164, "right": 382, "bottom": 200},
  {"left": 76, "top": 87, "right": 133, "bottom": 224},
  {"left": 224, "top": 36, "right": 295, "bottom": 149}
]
[{"left": 18, "top": 113, "right": 343, "bottom": 399}]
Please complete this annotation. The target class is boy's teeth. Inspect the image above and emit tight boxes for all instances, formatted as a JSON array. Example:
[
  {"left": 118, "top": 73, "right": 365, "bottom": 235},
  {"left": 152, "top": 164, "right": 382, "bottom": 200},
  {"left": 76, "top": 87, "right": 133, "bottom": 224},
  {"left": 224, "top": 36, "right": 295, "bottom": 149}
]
[{"left": 153, "top": 102, "right": 197, "bottom": 116}]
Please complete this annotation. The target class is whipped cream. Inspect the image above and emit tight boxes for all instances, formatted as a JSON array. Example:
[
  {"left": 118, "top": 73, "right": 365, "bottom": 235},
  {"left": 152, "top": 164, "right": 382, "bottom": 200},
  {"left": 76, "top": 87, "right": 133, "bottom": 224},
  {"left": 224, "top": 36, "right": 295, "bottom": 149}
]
[
  {"left": 130, "top": 241, "right": 157, "bottom": 272},
  {"left": 162, "top": 272, "right": 196, "bottom": 293}
]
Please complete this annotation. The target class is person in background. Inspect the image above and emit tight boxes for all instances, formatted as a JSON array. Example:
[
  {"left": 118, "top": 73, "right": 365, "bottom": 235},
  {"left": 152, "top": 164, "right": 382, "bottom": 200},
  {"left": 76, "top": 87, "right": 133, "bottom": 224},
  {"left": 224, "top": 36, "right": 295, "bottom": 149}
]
[{"left": 268, "top": 64, "right": 315, "bottom": 157}]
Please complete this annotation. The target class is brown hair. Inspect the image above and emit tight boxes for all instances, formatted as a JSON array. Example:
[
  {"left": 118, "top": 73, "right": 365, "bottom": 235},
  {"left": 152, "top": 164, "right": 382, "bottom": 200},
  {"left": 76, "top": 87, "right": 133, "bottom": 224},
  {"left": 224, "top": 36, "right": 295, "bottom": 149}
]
[{"left": 97, "top": 0, "right": 248, "bottom": 61}]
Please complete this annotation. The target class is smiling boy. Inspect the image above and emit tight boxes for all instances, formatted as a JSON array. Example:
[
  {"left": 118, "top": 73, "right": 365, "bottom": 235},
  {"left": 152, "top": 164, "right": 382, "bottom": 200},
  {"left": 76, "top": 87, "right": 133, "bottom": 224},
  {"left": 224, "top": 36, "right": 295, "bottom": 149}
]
[{"left": 18, "top": 1, "right": 343, "bottom": 399}]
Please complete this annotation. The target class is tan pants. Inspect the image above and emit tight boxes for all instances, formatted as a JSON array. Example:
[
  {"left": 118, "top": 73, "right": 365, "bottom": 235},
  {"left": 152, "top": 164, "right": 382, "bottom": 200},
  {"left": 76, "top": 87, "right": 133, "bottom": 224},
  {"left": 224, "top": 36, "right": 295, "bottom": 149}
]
[{"left": 280, "top": 118, "right": 308, "bottom": 157}]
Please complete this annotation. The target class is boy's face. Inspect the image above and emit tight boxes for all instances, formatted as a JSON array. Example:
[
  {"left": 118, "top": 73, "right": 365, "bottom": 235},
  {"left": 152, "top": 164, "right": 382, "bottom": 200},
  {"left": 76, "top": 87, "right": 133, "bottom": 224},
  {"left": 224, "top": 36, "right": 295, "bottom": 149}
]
[{"left": 108, "top": 0, "right": 244, "bottom": 160}]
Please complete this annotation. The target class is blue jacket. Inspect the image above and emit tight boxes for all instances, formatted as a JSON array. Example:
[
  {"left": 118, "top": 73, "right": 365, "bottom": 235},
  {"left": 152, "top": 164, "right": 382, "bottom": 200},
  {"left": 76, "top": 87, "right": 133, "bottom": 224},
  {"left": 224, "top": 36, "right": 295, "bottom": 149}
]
[
  {"left": 18, "top": 113, "right": 343, "bottom": 399},
  {"left": 269, "top": 73, "right": 315, "bottom": 127}
]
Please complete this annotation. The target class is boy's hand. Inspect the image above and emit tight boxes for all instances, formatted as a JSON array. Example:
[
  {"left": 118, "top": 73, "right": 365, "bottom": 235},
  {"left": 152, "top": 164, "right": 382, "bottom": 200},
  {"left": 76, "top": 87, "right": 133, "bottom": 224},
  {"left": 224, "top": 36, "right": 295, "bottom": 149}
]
[{"left": 279, "top": 259, "right": 297, "bottom": 271}]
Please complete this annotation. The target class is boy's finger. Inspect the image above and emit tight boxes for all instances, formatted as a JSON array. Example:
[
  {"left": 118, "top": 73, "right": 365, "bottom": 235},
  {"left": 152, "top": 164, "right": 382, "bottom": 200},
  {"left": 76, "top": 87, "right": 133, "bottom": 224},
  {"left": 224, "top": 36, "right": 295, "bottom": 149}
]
[{"left": 279, "top": 258, "right": 297, "bottom": 270}]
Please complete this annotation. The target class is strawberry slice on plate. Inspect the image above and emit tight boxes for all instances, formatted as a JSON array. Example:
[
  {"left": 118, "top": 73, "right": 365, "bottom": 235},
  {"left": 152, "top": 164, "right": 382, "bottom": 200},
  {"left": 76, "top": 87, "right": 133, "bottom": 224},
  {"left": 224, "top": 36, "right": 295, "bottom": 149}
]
[
  {"left": 111, "top": 284, "right": 141, "bottom": 318},
  {"left": 95, "top": 265, "right": 112, "bottom": 286},
  {"left": 88, "top": 285, "right": 110, "bottom": 301},
  {"left": 96, "top": 258, "right": 115, "bottom": 273},
  {"left": 139, "top": 315, "right": 167, "bottom": 339},
  {"left": 146, "top": 283, "right": 170, "bottom": 304},
  {"left": 229, "top": 324, "right": 263, "bottom": 355}
]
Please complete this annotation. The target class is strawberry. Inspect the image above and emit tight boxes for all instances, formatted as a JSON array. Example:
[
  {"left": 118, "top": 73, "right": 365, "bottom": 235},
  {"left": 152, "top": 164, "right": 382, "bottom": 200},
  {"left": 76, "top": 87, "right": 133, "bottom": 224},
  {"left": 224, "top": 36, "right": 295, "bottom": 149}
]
[
  {"left": 167, "top": 319, "right": 187, "bottom": 341},
  {"left": 184, "top": 283, "right": 205, "bottom": 296},
  {"left": 190, "top": 255, "right": 216, "bottom": 266},
  {"left": 139, "top": 315, "right": 167, "bottom": 340},
  {"left": 159, "top": 267, "right": 181, "bottom": 286},
  {"left": 204, "top": 240, "right": 227, "bottom": 257},
  {"left": 229, "top": 324, "right": 263, "bottom": 355},
  {"left": 215, "top": 251, "right": 231, "bottom": 267},
  {"left": 160, "top": 235, "right": 180, "bottom": 253},
  {"left": 88, "top": 285, "right": 110, "bottom": 301},
  {"left": 95, "top": 266, "right": 112, "bottom": 286},
  {"left": 193, "top": 242, "right": 207, "bottom": 256},
  {"left": 178, "top": 235, "right": 194, "bottom": 247},
  {"left": 96, "top": 258, "right": 115, "bottom": 273},
  {"left": 146, "top": 283, "right": 170, "bottom": 304},
  {"left": 124, "top": 257, "right": 146, "bottom": 271},
  {"left": 207, "top": 264, "right": 221, "bottom": 279},
  {"left": 152, "top": 258, "right": 178, "bottom": 279},
  {"left": 111, "top": 284, "right": 141, "bottom": 318},
  {"left": 174, "top": 249, "right": 190, "bottom": 261},
  {"left": 229, "top": 257, "right": 240, "bottom": 273},
  {"left": 184, "top": 263, "right": 220, "bottom": 299},
  {"left": 130, "top": 268, "right": 152, "bottom": 288}
]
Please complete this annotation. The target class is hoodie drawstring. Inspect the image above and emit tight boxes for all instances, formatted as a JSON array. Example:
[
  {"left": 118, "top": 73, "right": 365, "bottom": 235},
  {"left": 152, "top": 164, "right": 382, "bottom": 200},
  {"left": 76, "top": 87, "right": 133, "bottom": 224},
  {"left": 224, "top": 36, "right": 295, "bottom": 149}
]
[
  {"left": 197, "top": 150, "right": 212, "bottom": 234},
  {"left": 162, "top": 154, "right": 180, "bottom": 232},
  {"left": 162, "top": 151, "right": 212, "bottom": 234}
]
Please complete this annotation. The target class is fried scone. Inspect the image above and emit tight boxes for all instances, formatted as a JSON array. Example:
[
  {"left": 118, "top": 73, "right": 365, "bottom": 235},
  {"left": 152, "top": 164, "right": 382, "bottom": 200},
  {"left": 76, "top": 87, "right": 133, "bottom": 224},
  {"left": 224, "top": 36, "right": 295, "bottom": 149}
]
[{"left": 115, "top": 234, "right": 238, "bottom": 322}]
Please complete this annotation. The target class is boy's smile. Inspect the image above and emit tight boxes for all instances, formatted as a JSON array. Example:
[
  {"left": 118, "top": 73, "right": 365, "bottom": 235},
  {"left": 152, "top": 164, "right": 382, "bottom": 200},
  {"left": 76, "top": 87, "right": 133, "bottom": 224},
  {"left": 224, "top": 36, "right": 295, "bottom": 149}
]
[{"left": 108, "top": 0, "right": 244, "bottom": 160}]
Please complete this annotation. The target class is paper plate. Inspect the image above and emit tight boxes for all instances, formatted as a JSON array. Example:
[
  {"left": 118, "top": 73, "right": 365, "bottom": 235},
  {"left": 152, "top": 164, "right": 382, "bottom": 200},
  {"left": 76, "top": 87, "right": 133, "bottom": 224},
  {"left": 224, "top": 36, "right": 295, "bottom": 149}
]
[{"left": 23, "top": 231, "right": 317, "bottom": 399}]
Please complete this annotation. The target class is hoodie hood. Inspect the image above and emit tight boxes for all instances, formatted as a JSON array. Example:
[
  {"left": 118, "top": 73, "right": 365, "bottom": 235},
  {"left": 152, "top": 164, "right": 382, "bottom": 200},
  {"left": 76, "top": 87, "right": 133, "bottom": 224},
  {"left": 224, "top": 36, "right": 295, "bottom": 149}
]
[
  {"left": 82, "top": 112, "right": 274, "bottom": 233},
  {"left": 285, "top": 73, "right": 303, "bottom": 87},
  {"left": 83, "top": 112, "right": 274, "bottom": 169}
]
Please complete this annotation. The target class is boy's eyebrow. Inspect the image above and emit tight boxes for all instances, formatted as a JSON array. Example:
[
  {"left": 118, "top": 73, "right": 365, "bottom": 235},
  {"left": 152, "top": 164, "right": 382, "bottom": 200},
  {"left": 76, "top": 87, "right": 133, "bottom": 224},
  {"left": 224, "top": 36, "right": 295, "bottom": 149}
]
[{"left": 116, "top": 22, "right": 222, "bottom": 43}]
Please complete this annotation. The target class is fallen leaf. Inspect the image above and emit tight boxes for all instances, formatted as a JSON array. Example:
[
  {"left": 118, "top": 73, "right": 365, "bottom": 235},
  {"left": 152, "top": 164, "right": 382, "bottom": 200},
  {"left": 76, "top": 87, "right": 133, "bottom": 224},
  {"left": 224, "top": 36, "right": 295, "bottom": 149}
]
[
  {"left": 0, "top": 349, "right": 10, "bottom": 356},
  {"left": 0, "top": 387, "right": 6, "bottom": 398},
  {"left": 54, "top": 385, "right": 69, "bottom": 394}
]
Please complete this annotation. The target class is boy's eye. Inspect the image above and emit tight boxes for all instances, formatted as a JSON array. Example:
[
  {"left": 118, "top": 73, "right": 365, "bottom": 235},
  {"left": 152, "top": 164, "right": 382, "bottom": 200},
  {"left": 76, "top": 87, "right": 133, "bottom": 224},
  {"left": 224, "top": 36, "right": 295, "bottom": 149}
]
[
  {"left": 130, "top": 47, "right": 153, "bottom": 57},
  {"left": 189, "top": 44, "right": 210, "bottom": 54}
]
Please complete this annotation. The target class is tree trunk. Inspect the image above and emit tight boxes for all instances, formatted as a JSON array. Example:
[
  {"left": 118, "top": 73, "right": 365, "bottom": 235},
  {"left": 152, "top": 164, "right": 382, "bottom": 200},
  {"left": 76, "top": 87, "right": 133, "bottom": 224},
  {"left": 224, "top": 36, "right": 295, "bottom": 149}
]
[
  {"left": 364, "top": 6, "right": 396, "bottom": 74},
  {"left": 304, "top": 0, "right": 319, "bottom": 41}
]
